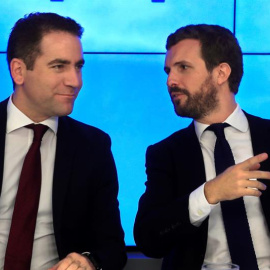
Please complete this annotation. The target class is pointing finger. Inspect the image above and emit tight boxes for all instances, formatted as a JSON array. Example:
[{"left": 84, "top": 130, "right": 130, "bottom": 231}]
[{"left": 240, "top": 153, "right": 268, "bottom": 170}]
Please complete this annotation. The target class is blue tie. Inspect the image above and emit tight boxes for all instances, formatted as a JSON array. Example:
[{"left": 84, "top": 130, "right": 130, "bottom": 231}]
[{"left": 207, "top": 123, "right": 258, "bottom": 270}]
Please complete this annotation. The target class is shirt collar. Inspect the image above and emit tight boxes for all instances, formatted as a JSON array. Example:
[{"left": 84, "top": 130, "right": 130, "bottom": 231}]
[
  {"left": 6, "top": 96, "right": 58, "bottom": 134},
  {"left": 194, "top": 104, "right": 249, "bottom": 140}
]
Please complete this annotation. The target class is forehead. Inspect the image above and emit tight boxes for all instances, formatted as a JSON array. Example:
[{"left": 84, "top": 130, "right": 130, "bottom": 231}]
[
  {"left": 165, "top": 39, "right": 203, "bottom": 66},
  {"left": 38, "top": 31, "right": 83, "bottom": 60}
]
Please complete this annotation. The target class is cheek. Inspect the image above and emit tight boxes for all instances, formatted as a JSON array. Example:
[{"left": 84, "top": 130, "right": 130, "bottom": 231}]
[
  {"left": 28, "top": 80, "right": 58, "bottom": 101},
  {"left": 39, "top": 77, "right": 63, "bottom": 93},
  {"left": 190, "top": 76, "right": 207, "bottom": 90},
  {"left": 79, "top": 78, "right": 83, "bottom": 91},
  {"left": 78, "top": 73, "right": 83, "bottom": 87}
]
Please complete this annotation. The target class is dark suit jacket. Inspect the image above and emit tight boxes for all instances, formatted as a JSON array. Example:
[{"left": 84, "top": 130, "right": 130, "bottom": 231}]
[
  {"left": 134, "top": 112, "right": 270, "bottom": 270},
  {"left": 0, "top": 99, "right": 127, "bottom": 270}
]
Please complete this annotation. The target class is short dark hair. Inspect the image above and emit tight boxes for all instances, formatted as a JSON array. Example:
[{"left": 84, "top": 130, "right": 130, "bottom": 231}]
[
  {"left": 166, "top": 24, "right": 243, "bottom": 94},
  {"left": 7, "top": 12, "right": 84, "bottom": 71}
]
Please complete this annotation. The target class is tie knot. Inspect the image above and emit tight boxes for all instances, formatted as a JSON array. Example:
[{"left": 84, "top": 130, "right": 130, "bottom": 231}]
[
  {"left": 206, "top": 123, "right": 230, "bottom": 139},
  {"left": 25, "top": 124, "right": 49, "bottom": 142}
]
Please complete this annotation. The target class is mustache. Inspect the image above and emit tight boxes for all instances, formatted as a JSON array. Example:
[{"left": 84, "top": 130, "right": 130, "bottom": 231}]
[{"left": 169, "top": 86, "right": 189, "bottom": 96}]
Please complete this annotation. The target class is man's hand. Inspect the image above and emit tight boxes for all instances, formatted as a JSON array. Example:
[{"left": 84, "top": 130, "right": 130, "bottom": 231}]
[
  {"left": 48, "top": 252, "right": 96, "bottom": 270},
  {"left": 205, "top": 153, "right": 270, "bottom": 204}
]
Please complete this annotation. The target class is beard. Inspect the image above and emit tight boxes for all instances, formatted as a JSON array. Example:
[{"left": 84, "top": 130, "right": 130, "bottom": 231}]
[{"left": 169, "top": 75, "right": 219, "bottom": 120}]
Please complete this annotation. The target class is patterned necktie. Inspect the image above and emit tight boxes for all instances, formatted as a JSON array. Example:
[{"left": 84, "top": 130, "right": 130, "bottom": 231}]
[
  {"left": 4, "top": 124, "right": 48, "bottom": 270},
  {"left": 207, "top": 123, "right": 258, "bottom": 270}
]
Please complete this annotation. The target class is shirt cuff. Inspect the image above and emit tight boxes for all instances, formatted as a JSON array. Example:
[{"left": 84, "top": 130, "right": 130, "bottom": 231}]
[{"left": 189, "top": 183, "right": 217, "bottom": 227}]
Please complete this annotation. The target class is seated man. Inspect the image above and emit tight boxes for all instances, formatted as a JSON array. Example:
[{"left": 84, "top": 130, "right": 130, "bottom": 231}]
[
  {"left": 1, "top": 12, "right": 126, "bottom": 270},
  {"left": 134, "top": 24, "right": 270, "bottom": 270}
]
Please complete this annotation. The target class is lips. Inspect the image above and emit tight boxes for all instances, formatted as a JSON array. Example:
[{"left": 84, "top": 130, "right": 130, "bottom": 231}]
[
  {"left": 170, "top": 92, "right": 185, "bottom": 101},
  {"left": 56, "top": 92, "right": 77, "bottom": 97},
  {"left": 60, "top": 94, "right": 75, "bottom": 97}
]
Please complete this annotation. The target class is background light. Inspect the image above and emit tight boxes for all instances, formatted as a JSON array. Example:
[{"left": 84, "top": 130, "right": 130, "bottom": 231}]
[{"left": 0, "top": 0, "right": 269, "bottom": 246}]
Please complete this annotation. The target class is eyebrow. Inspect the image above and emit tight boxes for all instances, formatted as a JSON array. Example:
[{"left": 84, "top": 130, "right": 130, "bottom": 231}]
[
  {"left": 164, "top": 60, "right": 192, "bottom": 72},
  {"left": 48, "top": 59, "right": 70, "bottom": 66},
  {"left": 48, "top": 58, "right": 85, "bottom": 66},
  {"left": 174, "top": 60, "right": 191, "bottom": 66},
  {"left": 76, "top": 59, "right": 85, "bottom": 66}
]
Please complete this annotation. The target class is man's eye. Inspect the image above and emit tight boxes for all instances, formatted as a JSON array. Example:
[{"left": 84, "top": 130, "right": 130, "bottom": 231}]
[
  {"left": 76, "top": 64, "right": 84, "bottom": 70},
  {"left": 52, "top": 64, "right": 64, "bottom": 70},
  {"left": 180, "top": 64, "right": 188, "bottom": 70},
  {"left": 164, "top": 67, "right": 170, "bottom": 75}
]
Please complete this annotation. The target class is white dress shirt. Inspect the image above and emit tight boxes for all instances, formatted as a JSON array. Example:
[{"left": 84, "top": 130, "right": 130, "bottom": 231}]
[
  {"left": 189, "top": 104, "right": 270, "bottom": 269},
  {"left": 0, "top": 97, "right": 59, "bottom": 269}
]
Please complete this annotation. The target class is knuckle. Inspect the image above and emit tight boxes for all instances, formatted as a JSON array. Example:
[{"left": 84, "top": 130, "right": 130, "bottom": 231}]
[
  {"left": 235, "top": 179, "right": 243, "bottom": 188},
  {"left": 80, "top": 255, "right": 89, "bottom": 264}
]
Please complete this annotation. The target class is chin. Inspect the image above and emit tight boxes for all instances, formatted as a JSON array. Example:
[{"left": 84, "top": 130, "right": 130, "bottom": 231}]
[{"left": 55, "top": 107, "right": 74, "bottom": 117}]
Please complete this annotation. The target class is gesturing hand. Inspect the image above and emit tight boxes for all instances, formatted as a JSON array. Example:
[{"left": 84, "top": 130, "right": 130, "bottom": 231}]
[
  {"left": 204, "top": 153, "right": 270, "bottom": 204},
  {"left": 48, "top": 252, "right": 96, "bottom": 270}
]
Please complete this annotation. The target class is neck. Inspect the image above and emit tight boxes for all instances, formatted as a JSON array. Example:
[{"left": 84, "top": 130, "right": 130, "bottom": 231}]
[{"left": 196, "top": 93, "right": 237, "bottom": 125}]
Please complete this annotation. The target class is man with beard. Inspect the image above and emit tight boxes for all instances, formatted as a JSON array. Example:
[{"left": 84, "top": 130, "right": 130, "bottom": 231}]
[{"left": 134, "top": 24, "right": 270, "bottom": 270}]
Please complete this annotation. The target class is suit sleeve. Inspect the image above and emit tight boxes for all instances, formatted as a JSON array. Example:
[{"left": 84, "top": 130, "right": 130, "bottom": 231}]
[
  {"left": 87, "top": 134, "right": 127, "bottom": 269},
  {"left": 134, "top": 142, "right": 207, "bottom": 258}
]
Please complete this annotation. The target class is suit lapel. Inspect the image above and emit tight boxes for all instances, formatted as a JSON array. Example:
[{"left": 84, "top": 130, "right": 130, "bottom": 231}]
[
  {"left": 246, "top": 112, "right": 270, "bottom": 172},
  {"left": 177, "top": 122, "right": 206, "bottom": 190},
  {"left": 247, "top": 113, "right": 270, "bottom": 156},
  {"left": 246, "top": 112, "right": 270, "bottom": 229},
  {"left": 52, "top": 116, "right": 76, "bottom": 234},
  {"left": 0, "top": 99, "right": 9, "bottom": 195}
]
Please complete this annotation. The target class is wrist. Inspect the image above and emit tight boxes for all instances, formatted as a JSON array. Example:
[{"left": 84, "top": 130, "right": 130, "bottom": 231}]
[
  {"left": 81, "top": 252, "right": 102, "bottom": 270},
  {"left": 204, "top": 180, "right": 219, "bottom": 204}
]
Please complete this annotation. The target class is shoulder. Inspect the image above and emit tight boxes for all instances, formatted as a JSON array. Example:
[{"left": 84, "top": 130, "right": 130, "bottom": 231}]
[
  {"left": 244, "top": 111, "right": 270, "bottom": 128},
  {"left": 147, "top": 122, "right": 196, "bottom": 155},
  {"left": 58, "top": 116, "right": 111, "bottom": 144},
  {"left": 0, "top": 99, "right": 9, "bottom": 120},
  {"left": 0, "top": 98, "right": 9, "bottom": 111},
  {"left": 153, "top": 122, "right": 194, "bottom": 146}
]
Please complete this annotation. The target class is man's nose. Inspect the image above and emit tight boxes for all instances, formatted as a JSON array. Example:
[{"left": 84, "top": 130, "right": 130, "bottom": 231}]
[
  {"left": 65, "top": 68, "right": 82, "bottom": 89},
  {"left": 167, "top": 71, "right": 179, "bottom": 88}
]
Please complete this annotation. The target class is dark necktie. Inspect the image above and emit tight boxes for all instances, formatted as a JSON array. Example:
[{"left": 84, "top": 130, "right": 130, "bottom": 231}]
[
  {"left": 4, "top": 124, "right": 48, "bottom": 270},
  {"left": 207, "top": 123, "right": 258, "bottom": 270}
]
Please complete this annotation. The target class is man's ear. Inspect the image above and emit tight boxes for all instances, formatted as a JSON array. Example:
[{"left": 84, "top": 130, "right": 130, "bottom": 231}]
[
  {"left": 10, "top": 58, "right": 26, "bottom": 85},
  {"left": 216, "top": 62, "right": 231, "bottom": 86}
]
